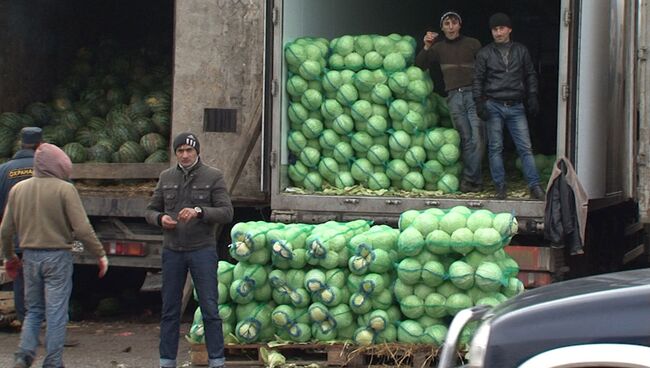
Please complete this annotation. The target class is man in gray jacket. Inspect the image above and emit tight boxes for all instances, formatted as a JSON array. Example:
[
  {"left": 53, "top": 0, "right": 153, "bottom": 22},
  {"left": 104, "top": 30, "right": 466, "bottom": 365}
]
[{"left": 145, "top": 132, "right": 233, "bottom": 368}]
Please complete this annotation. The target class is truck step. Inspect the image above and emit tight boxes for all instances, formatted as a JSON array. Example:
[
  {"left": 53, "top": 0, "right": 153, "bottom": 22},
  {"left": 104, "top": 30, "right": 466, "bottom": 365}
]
[{"left": 189, "top": 342, "right": 442, "bottom": 367}]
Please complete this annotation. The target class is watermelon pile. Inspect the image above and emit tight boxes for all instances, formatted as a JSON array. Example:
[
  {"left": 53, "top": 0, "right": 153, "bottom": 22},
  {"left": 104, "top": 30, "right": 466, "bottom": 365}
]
[
  {"left": 0, "top": 40, "right": 171, "bottom": 164},
  {"left": 284, "top": 34, "right": 462, "bottom": 194},
  {"left": 186, "top": 206, "right": 523, "bottom": 349}
]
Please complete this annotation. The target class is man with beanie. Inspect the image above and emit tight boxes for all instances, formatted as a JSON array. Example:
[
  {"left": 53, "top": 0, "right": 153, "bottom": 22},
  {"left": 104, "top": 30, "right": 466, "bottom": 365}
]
[
  {"left": 415, "top": 11, "right": 485, "bottom": 193},
  {"left": 0, "top": 127, "right": 42, "bottom": 327},
  {"left": 472, "top": 12, "right": 546, "bottom": 200},
  {"left": 145, "top": 132, "right": 233, "bottom": 368},
  {"left": 1, "top": 143, "right": 108, "bottom": 368}
]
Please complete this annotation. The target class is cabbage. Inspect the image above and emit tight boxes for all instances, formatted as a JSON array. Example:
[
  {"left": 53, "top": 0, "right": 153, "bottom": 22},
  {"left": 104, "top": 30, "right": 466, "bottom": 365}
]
[
  {"left": 376, "top": 324, "right": 398, "bottom": 343},
  {"left": 474, "top": 227, "right": 503, "bottom": 254},
  {"left": 396, "top": 258, "right": 422, "bottom": 285},
  {"left": 289, "top": 288, "right": 310, "bottom": 308},
  {"left": 349, "top": 292, "right": 372, "bottom": 315},
  {"left": 423, "top": 324, "right": 448, "bottom": 346},
  {"left": 424, "top": 293, "right": 447, "bottom": 318},
  {"left": 439, "top": 211, "right": 467, "bottom": 235},
  {"left": 475, "top": 262, "right": 505, "bottom": 292},
  {"left": 330, "top": 303, "right": 354, "bottom": 329},
  {"left": 421, "top": 260, "right": 445, "bottom": 287},
  {"left": 397, "top": 227, "right": 425, "bottom": 257},
  {"left": 425, "top": 229, "right": 452, "bottom": 255},
  {"left": 398, "top": 209, "right": 420, "bottom": 231},
  {"left": 359, "top": 273, "right": 385, "bottom": 296},
  {"left": 217, "top": 261, "right": 235, "bottom": 287},
  {"left": 503, "top": 277, "right": 525, "bottom": 297},
  {"left": 367, "top": 310, "right": 390, "bottom": 331},
  {"left": 353, "top": 327, "right": 376, "bottom": 345},
  {"left": 371, "top": 288, "right": 394, "bottom": 310},
  {"left": 393, "top": 278, "right": 414, "bottom": 301},
  {"left": 410, "top": 212, "right": 439, "bottom": 236},
  {"left": 397, "top": 320, "right": 423, "bottom": 343},
  {"left": 493, "top": 212, "right": 518, "bottom": 237},
  {"left": 272, "top": 305, "right": 295, "bottom": 328},
  {"left": 287, "top": 322, "right": 312, "bottom": 342},
  {"left": 400, "top": 295, "right": 424, "bottom": 319},
  {"left": 466, "top": 210, "right": 494, "bottom": 231},
  {"left": 445, "top": 293, "right": 473, "bottom": 316},
  {"left": 451, "top": 227, "right": 475, "bottom": 255}
]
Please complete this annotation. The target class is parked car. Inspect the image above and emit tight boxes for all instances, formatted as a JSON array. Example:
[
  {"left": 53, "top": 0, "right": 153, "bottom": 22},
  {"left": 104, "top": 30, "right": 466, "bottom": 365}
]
[{"left": 437, "top": 268, "right": 650, "bottom": 368}]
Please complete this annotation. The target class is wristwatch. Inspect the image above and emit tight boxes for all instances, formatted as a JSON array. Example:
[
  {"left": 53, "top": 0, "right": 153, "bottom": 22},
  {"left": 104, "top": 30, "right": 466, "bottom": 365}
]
[{"left": 194, "top": 206, "right": 203, "bottom": 218}]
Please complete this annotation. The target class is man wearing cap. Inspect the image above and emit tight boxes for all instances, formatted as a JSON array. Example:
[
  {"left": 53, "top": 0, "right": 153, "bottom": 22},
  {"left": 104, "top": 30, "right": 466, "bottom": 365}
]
[
  {"left": 472, "top": 12, "right": 545, "bottom": 200},
  {"left": 415, "top": 11, "right": 485, "bottom": 193},
  {"left": 1, "top": 143, "right": 108, "bottom": 368},
  {"left": 145, "top": 132, "right": 233, "bottom": 368},
  {"left": 0, "top": 127, "right": 42, "bottom": 327}
]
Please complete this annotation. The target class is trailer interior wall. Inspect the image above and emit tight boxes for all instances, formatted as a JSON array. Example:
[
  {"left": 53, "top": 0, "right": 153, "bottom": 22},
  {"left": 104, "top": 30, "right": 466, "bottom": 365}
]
[
  {"left": 173, "top": 0, "right": 266, "bottom": 203},
  {"left": 271, "top": 0, "right": 560, "bottom": 220},
  {"left": 573, "top": 0, "right": 633, "bottom": 200},
  {"left": 638, "top": 0, "right": 650, "bottom": 222}
]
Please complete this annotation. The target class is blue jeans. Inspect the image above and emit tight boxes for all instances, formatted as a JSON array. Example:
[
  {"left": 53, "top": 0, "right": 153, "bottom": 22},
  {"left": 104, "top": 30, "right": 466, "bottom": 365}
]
[
  {"left": 16, "top": 249, "right": 73, "bottom": 368},
  {"left": 447, "top": 89, "right": 485, "bottom": 184},
  {"left": 160, "top": 245, "right": 224, "bottom": 368},
  {"left": 14, "top": 252, "right": 25, "bottom": 322},
  {"left": 485, "top": 99, "right": 541, "bottom": 189}
]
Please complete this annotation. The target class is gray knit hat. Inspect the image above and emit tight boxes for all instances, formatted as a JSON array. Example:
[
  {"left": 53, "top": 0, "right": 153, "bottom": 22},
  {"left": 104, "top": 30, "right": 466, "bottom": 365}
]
[{"left": 440, "top": 11, "right": 462, "bottom": 28}]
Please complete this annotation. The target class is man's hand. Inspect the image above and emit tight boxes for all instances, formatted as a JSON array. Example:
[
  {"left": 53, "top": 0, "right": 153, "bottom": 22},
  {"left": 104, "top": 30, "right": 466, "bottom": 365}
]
[
  {"left": 423, "top": 31, "right": 439, "bottom": 50},
  {"left": 527, "top": 94, "right": 540, "bottom": 117},
  {"left": 161, "top": 214, "right": 178, "bottom": 229},
  {"left": 476, "top": 101, "right": 489, "bottom": 121},
  {"left": 177, "top": 207, "right": 199, "bottom": 223},
  {"left": 98, "top": 256, "right": 109, "bottom": 278},
  {"left": 4, "top": 256, "right": 22, "bottom": 280}
]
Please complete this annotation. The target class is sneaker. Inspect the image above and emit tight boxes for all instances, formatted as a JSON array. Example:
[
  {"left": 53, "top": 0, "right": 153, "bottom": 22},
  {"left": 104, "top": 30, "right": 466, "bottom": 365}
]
[
  {"left": 495, "top": 187, "right": 507, "bottom": 200},
  {"left": 530, "top": 185, "right": 546, "bottom": 200}
]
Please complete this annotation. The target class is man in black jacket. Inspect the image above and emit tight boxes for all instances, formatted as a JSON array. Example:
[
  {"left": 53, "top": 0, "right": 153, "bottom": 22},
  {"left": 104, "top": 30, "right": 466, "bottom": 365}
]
[{"left": 472, "top": 13, "right": 545, "bottom": 200}]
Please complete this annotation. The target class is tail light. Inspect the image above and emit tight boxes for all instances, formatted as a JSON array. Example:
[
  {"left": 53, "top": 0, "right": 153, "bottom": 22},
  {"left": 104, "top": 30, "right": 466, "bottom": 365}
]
[{"left": 103, "top": 241, "right": 146, "bottom": 256}]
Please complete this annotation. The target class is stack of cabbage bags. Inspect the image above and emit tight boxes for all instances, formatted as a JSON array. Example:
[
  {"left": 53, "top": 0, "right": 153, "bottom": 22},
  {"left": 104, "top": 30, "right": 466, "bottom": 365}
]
[
  {"left": 285, "top": 34, "right": 462, "bottom": 194},
  {"left": 187, "top": 206, "right": 524, "bottom": 347}
]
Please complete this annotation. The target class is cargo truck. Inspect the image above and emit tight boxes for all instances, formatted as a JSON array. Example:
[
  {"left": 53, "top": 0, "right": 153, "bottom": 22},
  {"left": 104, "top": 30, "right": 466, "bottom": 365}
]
[{"left": 0, "top": 0, "right": 646, "bottom": 293}]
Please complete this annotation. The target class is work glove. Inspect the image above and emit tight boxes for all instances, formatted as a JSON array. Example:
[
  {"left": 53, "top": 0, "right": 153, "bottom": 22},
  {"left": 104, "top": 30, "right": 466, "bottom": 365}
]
[
  {"left": 527, "top": 94, "right": 540, "bottom": 117},
  {"left": 476, "top": 100, "right": 489, "bottom": 121},
  {"left": 4, "top": 256, "right": 22, "bottom": 280},
  {"left": 98, "top": 255, "right": 109, "bottom": 278}
]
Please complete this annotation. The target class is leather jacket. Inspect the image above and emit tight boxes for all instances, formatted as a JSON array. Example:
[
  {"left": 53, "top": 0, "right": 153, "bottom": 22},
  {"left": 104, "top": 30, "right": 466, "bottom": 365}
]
[
  {"left": 145, "top": 159, "right": 233, "bottom": 251},
  {"left": 472, "top": 41, "right": 538, "bottom": 102}
]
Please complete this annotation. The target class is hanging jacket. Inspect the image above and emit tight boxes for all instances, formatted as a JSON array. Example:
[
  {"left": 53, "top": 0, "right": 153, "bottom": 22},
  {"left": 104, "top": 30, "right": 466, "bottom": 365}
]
[{"left": 544, "top": 156, "right": 588, "bottom": 255}]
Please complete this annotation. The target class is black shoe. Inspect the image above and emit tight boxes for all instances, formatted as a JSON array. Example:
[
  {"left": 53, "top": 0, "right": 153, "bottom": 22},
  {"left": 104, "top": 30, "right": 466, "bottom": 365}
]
[
  {"left": 495, "top": 187, "right": 507, "bottom": 200},
  {"left": 530, "top": 185, "right": 546, "bottom": 200},
  {"left": 460, "top": 180, "right": 483, "bottom": 193}
]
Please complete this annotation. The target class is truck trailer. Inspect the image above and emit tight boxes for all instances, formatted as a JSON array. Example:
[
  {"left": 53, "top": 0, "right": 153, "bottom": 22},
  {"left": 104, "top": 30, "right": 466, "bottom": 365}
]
[{"left": 0, "top": 0, "right": 646, "bottom": 292}]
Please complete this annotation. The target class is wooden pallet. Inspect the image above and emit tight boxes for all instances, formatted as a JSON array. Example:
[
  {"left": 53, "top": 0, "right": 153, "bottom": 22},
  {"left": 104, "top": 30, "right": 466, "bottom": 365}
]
[{"left": 189, "top": 342, "right": 442, "bottom": 367}]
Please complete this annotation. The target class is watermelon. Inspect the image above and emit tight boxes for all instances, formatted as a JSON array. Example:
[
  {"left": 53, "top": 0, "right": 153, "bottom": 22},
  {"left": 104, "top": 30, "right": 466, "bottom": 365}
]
[
  {"left": 117, "top": 141, "right": 147, "bottom": 163},
  {"left": 140, "top": 133, "right": 168, "bottom": 155},
  {"left": 63, "top": 142, "right": 88, "bottom": 163},
  {"left": 75, "top": 127, "right": 98, "bottom": 147},
  {"left": 145, "top": 150, "right": 169, "bottom": 163},
  {"left": 144, "top": 91, "right": 171, "bottom": 113},
  {"left": 87, "top": 144, "right": 113, "bottom": 163}
]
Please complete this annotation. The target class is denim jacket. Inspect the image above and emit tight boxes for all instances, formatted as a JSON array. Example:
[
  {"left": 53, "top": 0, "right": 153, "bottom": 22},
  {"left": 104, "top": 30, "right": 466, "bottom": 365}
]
[{"left": 145, "top": 160, "right": 233, "bottom": 251}]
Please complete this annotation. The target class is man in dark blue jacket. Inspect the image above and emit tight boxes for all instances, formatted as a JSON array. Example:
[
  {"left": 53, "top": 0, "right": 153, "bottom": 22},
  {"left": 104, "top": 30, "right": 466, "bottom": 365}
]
[
  {"left": 0, "top": 127, "right": 42, "bottom": 326},
  {"left": 472, "top": 13, "right": 545, "bottom": 200}
]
